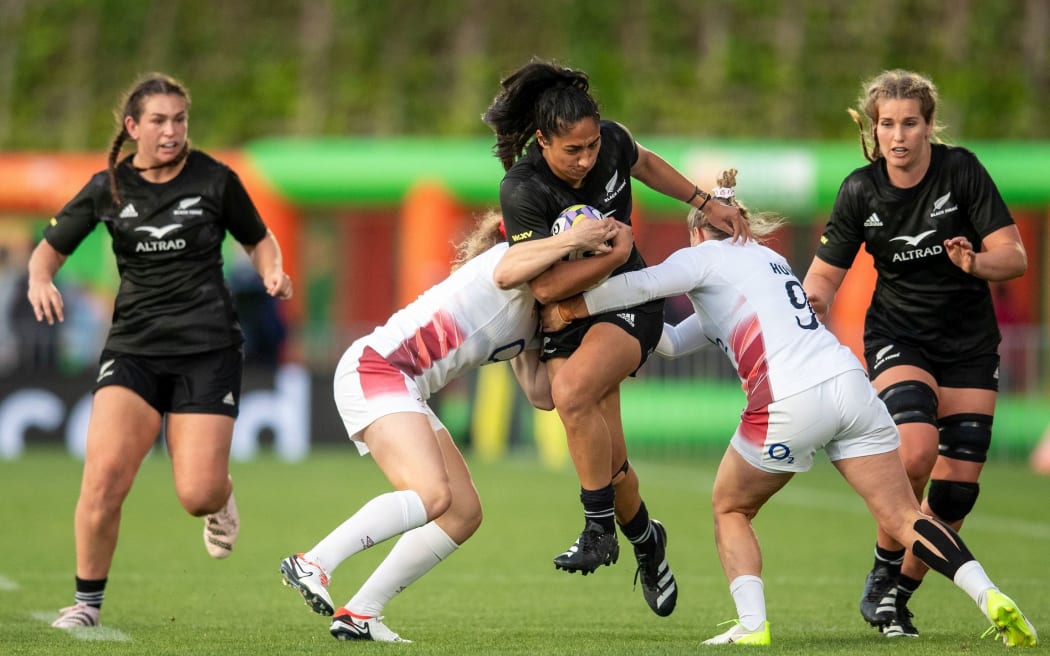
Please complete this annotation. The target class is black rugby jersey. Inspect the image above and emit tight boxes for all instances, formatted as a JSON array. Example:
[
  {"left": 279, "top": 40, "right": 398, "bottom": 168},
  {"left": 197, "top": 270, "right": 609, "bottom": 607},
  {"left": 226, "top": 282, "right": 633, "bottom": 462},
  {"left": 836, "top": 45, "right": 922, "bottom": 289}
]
[
  {"left": 815, "top": 144, "right": 1013, "bottom": 356},
  {"left": 500, "top": 120, "right": 647, "bottom": 278},
  {"left": 45, "top": 150, "right": 268, "bottom": 356}
]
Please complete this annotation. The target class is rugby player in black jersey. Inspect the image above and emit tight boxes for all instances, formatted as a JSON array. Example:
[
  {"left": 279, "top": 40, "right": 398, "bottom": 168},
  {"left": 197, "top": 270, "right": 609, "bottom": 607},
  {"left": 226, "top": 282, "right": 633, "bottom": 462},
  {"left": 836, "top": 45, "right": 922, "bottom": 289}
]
[
  {"left": 483, "top": 58, "right": 749, "bottom": 618},
  {"left": 28, "top": 73, "right": 293, "bottom": 629},
  {"left": 803, "top": 70, "right": 1029, "bottom": 640}
]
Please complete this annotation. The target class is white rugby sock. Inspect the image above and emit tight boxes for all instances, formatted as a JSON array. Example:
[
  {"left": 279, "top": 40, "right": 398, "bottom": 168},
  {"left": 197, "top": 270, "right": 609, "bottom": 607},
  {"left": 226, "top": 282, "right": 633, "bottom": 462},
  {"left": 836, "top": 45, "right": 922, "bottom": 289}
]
[
  {"left": 346, "top": 521, "right": 459, "bottom": 617},
  {"left": 953, "top": 560, "right": 997, "bottom": 608},
  {"left": 729, "top": 575, "right": 767, "bottom": 631},
  {"left": 306, "top": 490, "right": 427, "bottom": 574}
]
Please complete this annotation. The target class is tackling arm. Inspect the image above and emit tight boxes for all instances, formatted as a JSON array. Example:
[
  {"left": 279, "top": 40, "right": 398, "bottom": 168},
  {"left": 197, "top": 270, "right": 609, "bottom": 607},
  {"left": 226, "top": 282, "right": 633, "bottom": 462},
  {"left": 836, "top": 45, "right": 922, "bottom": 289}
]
[{"left": 494, "top": 217, "right": 618, "bottom": 289}]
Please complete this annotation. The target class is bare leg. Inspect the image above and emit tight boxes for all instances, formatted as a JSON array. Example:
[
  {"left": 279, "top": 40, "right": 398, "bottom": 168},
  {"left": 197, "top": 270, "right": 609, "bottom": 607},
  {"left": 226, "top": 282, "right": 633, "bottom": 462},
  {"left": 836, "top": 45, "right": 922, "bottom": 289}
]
[
  {"left": 75, "top": 387, "right": 162, "bottom": 580},
  {"left": 167, "top": 413, "right": 235, "bottom": 516},
  {"left": 547, "top": 323, "right": 638, "bottom": 491},
  {"left": 711, "top": 447, "right": 792, "bottom": 583}
]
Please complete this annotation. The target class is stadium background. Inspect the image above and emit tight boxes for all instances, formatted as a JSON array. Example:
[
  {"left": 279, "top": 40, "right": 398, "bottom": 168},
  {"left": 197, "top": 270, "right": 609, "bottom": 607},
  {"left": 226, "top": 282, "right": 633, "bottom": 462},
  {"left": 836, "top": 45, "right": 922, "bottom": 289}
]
[{"left": 0, "top": 0, "right": 1047, "bottom": 463}]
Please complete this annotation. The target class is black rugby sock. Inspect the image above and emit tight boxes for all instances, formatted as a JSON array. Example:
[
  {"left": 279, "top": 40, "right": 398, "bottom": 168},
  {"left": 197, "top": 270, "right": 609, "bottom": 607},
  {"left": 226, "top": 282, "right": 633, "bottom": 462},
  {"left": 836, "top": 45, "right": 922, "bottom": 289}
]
[
  {"left": 873, "top": 545, "right": 905, "bottom": 574},
  {"left": 580, "top": 485, "right": 615, "bottom": 532},
  {"left": 619, "top": 501, "right": 653, "bottom": 548},
  {"left": 74, "top": 576, "right": 107, "bottom": 609}
]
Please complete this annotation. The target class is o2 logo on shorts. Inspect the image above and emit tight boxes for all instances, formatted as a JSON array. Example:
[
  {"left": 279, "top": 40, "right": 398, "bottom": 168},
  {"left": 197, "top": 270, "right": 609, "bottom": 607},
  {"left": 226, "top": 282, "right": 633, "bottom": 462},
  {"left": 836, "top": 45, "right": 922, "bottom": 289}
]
[
  {"left": 487, "top": 339, "right": 525, "bottom": 363},
  {"left": 767, "top": 442, "right": 794, "bottom": 464}
]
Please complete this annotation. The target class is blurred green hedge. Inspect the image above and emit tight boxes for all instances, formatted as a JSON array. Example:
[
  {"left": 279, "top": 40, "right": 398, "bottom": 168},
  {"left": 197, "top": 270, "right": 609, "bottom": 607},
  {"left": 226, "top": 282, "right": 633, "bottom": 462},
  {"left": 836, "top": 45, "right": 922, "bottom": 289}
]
[{"left": 2, "top": 0, "right": 1048, "bottom": 150}]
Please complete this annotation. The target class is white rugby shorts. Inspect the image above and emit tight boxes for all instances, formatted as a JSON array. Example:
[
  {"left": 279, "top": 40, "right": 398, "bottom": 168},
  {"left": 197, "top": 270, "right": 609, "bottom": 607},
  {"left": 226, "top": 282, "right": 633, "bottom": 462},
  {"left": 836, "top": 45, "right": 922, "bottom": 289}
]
[
  {"left": 333, "top": 343, "right": 446, "bottom": 455},
  {"left": 731, "top": 369, "right": 899, "bottom": 473}
]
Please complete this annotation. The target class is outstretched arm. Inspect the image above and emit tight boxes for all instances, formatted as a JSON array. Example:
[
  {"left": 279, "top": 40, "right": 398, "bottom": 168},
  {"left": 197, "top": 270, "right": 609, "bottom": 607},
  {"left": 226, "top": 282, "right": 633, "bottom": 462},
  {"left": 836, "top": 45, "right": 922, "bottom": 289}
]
[
  {"left": 525, "top": 221, "right": 633, "bottom": 304},
  {"left": 631, "top": 143, "right": 751, "bottom": 242},
  {"left": 540, "top": 247, "right": 700, "bottom": 332},
  {"left": 655, "top": 315, "right": 711, "bottom": 359}
]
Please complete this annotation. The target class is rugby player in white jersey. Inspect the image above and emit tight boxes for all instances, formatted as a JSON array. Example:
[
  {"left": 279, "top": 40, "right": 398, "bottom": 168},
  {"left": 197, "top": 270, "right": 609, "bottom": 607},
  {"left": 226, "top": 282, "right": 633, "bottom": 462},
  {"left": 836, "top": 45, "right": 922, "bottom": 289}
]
[
  {"left": 543, "top": 170, "right": 1037, "bottom": 648},
  {"left": 280, "top": 211, "right": 623, "bottom": 642}
]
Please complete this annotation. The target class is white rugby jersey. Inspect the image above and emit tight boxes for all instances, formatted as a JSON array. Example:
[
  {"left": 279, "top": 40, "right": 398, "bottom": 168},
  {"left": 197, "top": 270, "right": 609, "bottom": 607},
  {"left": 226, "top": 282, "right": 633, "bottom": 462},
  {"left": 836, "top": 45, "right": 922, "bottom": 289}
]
[
  {"left": 583, "top": 240, "right": 863, "bottom": 407},
  {"left": 345, "top": 243, "right": 538, "bottom": 400}
]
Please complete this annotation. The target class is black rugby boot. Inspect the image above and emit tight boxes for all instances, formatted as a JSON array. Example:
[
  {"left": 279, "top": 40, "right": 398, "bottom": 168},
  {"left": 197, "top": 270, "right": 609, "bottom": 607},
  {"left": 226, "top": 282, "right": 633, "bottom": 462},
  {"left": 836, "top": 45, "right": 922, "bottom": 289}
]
[
  {"left": 553, "top": 519, "right": 619, "bottom": 575},
  {"left": 860, "top": 563, "right": 898, "bottom": 627},
  {"left": 632, "top": 519, "right": 677, "bottom": 617}
]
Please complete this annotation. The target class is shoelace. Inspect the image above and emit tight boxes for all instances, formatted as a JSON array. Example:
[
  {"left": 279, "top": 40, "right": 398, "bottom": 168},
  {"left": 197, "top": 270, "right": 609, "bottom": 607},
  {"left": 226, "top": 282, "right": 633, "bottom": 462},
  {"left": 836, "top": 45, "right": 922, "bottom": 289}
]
[
  {"left": 631, "top": 557, "right": 657, "bottom": 591},
  {"left": 980, "top": 625, "right": 1002, "bottom": 641}
]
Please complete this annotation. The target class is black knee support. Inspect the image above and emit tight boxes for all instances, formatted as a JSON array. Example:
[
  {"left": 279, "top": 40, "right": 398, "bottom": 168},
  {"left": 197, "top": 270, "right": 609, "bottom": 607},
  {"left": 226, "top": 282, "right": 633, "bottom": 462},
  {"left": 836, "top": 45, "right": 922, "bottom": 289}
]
[
  {"left": 611, "top": 459, "right": 630, "bottom": 485},
  {"left": 927, "top": 479, "right": 980, "bottom": 522},
  {"left": 879, "top": 381, "right": 938, "bottom": 426},
  {"left": 911, "top": 516, "right": 974, "bottom": 579},
  {"left": 938, "top": 413, "right": 992, "bottom": 463}
]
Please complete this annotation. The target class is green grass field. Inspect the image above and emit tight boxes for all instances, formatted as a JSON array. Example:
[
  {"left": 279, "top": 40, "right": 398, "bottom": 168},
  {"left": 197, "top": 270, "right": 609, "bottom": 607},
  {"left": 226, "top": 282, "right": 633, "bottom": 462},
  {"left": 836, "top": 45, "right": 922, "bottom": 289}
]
[{"left": 1, "top": 447, "right": 1046, "bottom": 655}]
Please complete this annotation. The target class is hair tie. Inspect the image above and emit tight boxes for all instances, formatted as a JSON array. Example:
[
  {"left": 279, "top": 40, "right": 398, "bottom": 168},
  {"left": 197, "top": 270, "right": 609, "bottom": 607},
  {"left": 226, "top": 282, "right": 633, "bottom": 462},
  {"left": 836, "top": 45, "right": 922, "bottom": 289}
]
[{"left": 711, "top": 186, "right": 735, "bottom": 200}]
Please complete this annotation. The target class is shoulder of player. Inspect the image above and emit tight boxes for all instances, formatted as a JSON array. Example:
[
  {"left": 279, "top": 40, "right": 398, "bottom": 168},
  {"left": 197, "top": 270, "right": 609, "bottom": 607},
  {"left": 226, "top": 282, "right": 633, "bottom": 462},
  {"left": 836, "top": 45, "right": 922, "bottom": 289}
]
[
  {"left": 933, "top": 143, "right": 983, "bottom": 174},
  {"left": 501, "top": 158, "right": 540, "bottom": 185},
  {"left": 601, "top": 120, "right": 633, "bottom": 142},
  {"left": 599, "top": 120, "right": 636, "bottom": 158},
  {"left": 842, "top": 161, "right": 878, "bottom": 189},
  {"left": 500, "top": 162, "right": 556, "bottom": 212},
  {"left": 675, "top": 240, "right": 731, "bottom": 269},
  {"left": 184, "top": 149, "right": 233, "bottom": 177},
  {"left": 85, "top": 169, "right": 111, "bottom": 193}
]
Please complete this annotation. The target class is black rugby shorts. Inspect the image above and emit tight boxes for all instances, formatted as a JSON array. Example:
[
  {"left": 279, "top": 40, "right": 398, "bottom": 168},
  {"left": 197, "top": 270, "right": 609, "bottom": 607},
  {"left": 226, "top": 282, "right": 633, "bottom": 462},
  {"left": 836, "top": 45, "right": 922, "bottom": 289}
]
[
  {"left": 540, "top": 299, "right": 664, "bottom": 375},
  {"left": 94, "top": 345, "right": 245, "bottom": 417},
  {"left": 864, "top": 338, "right": 999, "bottom": 392}
]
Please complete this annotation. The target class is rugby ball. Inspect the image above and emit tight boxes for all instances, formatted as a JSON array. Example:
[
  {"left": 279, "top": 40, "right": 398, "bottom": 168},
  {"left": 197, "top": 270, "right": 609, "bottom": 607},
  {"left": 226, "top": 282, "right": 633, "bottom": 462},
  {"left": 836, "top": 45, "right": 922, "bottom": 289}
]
[{"left": 551, "top": 204, "right": 608, "bottom": 260}]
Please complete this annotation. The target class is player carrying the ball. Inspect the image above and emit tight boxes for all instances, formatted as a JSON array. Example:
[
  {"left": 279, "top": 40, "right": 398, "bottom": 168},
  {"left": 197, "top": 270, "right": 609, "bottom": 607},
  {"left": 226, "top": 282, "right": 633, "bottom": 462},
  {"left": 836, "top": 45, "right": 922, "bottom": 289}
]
[{"left": 483, "top": 57, "right": 749, "bottom": 618}]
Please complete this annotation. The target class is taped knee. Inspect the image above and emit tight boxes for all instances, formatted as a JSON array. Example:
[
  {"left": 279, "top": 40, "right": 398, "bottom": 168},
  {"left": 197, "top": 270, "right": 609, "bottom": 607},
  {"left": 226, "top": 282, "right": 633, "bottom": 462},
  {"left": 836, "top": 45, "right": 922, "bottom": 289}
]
[
  {"left": 911, "top": 516, "right": 974, "bottom": 579},
  {"left": 938, "top": 413, "right": 992, "bottom": 463},
  {"left": 611, "top": 459, "right": 630, "bottom": 486},
  {"left": 927, "top": 479, "right": 980, "bottom": 523},
  {"left": 879, "top": 381, "right": 938, "bottom": 426}
]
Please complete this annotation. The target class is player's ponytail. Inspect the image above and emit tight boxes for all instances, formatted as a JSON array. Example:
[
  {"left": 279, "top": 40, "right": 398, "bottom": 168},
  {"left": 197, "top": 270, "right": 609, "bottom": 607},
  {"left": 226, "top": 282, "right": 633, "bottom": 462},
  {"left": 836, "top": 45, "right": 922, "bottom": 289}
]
[
  {"left": 688, "top": 169, "right": 784, "bottom": 242},
  {"left": 483, "top": 59, "right": 599, "bottom": 171}
]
